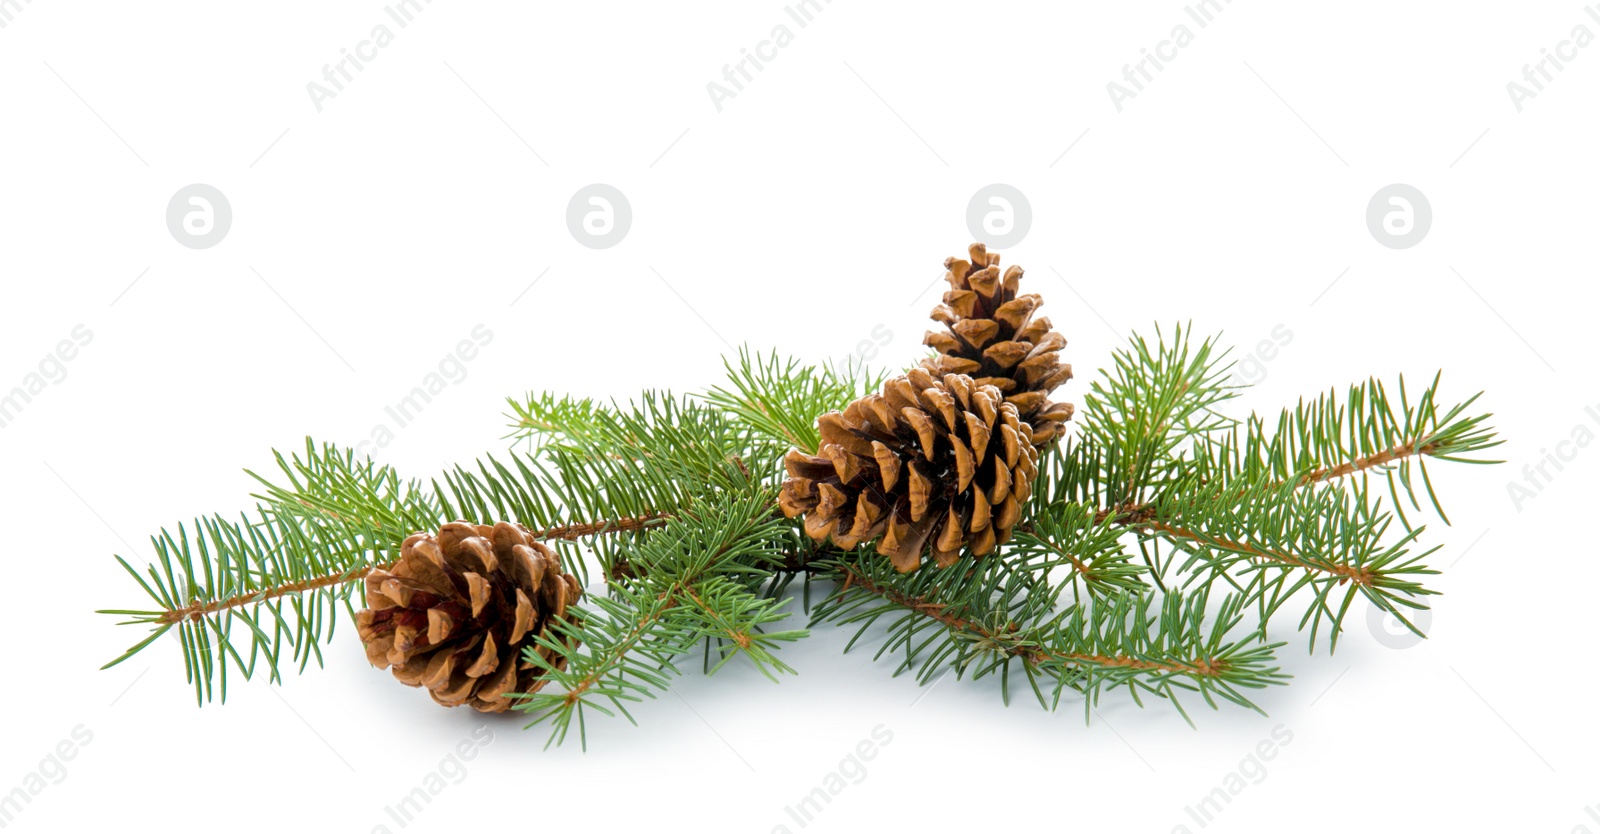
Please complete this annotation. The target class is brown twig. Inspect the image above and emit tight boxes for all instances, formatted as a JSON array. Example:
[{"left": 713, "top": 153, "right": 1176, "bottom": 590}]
[
  {"left": 835, "top": 564, "right": 1228, "bottom": 677},
  {"left": 1083, "top": 437, "right": 1440, "bottom": 530},
  {"left": 1016, "top": 438, "right": 1442, "bottom": 583},
  {"left": 1141, "top": 521, "right": 1375, "bottom": 587},
  {"left": 1296, "top": 440, "right": 1439, "bottom": 486},
  {"left": 155, "top": 512, "right": 674, "bottom": 625},
  {"left": 558, "top": 592, "right": 680, "bottom": 708},
  {"left": 528, "top": 512, "right": 673, "bottom": 542},
  {"left": 157, "top": 567, "right": 381, "bottom": 625},
  {"left": 683, "top": 587, "right": 754, "bottom": 650},
  {"left": 558, "top": 531, "right": 754, "bottom": 708},
  {"left": 1117, "top": 440, "right": 1443, "bottom": 585}
]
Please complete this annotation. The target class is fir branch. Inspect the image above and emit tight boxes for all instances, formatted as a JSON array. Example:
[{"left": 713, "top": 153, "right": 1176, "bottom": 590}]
[
  {"left": 101, "top": 436, "right": 724, "bottom": 702},
  {"left": 1007, "top": 498, "right": 1153, "bottom": 603},
  {"left": 678, "top": 577, "right": 803, "bottom": 678},
  {"left": 504, "top": 392, "right": 607, "bottom": 445},
  {"left": 832, "top": 563, "right": 1201, "bottom": 676},
  {"left": 1190, "top": 373, "right": 1501, "bottom": 527},
  {"left": 526, "top": 513, "right": 676, "bottom": 540},
  {"left": 497, "top": 389, "right": 771, "bottom": 536},
  {"left": 699, "top": 346, "right": 885, "bottom": 457},
  {"left": 1032, "top": 370, "right": 1498, "bottom": 536},
  {"left": 145, "top": 513, "right": 676, "bottom": 627},
  {"left": 100, "top": 507, "right": 370, "bottom": 705},
  {"left": 1141, "top": 472, "right": 1437, "bottom": 652},
  {"left": 1078, "top": 323, "right": 1236, "bottom": 506},
  {"left": 512, "top": 492, "right": 803, "bottom": 748},
  {"left": 998, "top": 353, "right": 1497, "bottom": 653},
  {"left": 817, "top": 556, "right": 1287, "bottom": 721},
  {"left": 152, "top": 562, "right": 378, "bottom": 626},
  {"left": 101, "top": 328, "right": 1501, "bottom": 742}
]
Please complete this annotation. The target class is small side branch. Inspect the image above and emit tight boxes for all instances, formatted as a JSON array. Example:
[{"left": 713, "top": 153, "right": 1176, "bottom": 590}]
[
  {"left": 1297, "top": 440, "right": 1439, "bottom": 486},
  {"left": 835, "top": 564, "right": 1228, "bottom": 678},
  {"left": 1063, "top": 437, "right": 1447, "bottom": 543},
  {"left": 1140, "top": 521, "right": 1375, "bottom": 587},
  {"left": 153, "top": 513, "right": 673, "bottom": 625},
  {"left": 529, "top": 512, "right": 673, "bottom": 541},
  {"left": 156, "top": 567, "right": 375, "bottom": 625}
]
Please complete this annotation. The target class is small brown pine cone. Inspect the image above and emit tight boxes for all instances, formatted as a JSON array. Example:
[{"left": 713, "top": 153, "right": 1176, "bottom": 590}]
[
  {"left": 778, "top": 368, "right": 1040, "bottom": 572},
  {"left": 356, "top": 521, "right": 582, "bottom": 713},
  {"left": 921, "top": 242, "right": 1075, "bottom": 447}
]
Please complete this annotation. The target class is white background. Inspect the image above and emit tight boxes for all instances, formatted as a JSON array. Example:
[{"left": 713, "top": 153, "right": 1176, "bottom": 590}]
[{"left": 2, "top": 1, "right": 1597, "bottom": 831}]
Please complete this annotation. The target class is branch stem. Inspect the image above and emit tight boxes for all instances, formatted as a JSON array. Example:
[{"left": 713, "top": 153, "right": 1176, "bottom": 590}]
[
  {"left": 1296, "top": 440, "right": 1439, "bottom": 486},
  {"left": 557, "top": 527, "right": 749, "bottom": 707},
  {"left": 835, "top": 564, "right": 1226, "bottom": 677},
  {"left": 154, "top": 512, "right": 673, "bottom": 625},
  {"left": 1140, "top": 521, "right": 1374, "bottom": 587}
]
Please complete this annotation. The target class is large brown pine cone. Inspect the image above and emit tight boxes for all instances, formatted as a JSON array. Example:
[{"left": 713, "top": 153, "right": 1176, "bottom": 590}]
[
  {"left": 779, "top": 368, "right": 1040, "bottom": 572},
  {"left": 356, "top": 521, "right": 582, "bottom": 713},
  {"left": 921, "top": 242, "right": 1075, "bottom": 446}
]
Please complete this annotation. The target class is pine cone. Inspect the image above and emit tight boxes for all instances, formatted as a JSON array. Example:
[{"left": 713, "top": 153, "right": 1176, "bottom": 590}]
[
  {"left": 779, "top": 368, "right": 1040, "bottom": 572},
  {"left": 921, "top": 242, "right": 1075, "bottom": 446},
  {"left": 356, "top": 521, "right": 582, "bottom": 713}
]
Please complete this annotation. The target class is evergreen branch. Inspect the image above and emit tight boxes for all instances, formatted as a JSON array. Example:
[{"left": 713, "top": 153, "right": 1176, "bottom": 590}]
[
  {"left": 246, "top": 439, "right": 442, "bottom": 544},
  {"left": 259, "top": 440, "right": 683, "bottom": 603},
  {"left": 1191, "top": 373, "right": 1501, "bottom": 527},
  {"left": 832, "top": 563, "right": 1207, "bottom": 676},
  {"left": 504, "top": 393, "right": 607, "bottom": 445},
  {"left": 152, "top": 562, "right": 378, "bottom": 626},
  {"left": 144, "top": 512, "right": 676, "bottom": 627},
  {"left": 1011, "top": 369, "right": 1495, "bottom": 658},
  {"left": 511, "top": 492, "right": 801, "bottom": 748},
  {"left": 1144, "top": 521, "right": 1376, "bottom": 585},
  {"left": 699, "top": 346, "right": 884, "bottom": 457},
  {"left": 102, "top": 329, "right": 1500, "bottom": 743},
  {"left": 1078, "top": 323, "right": 1237, "bottom": 506},
  {"left": 1007, "top": 499, "right": 1153, "bottom": 603},
  {"left": 525, "top": 513, "right": 676, "bottom": 541},
  {"left": 1142, "top": 473, "right": 1436, "bottom": 652},
  {"left": 497, "top": 390, "right": 771, "bottom": 519},
  {"left": 1034, "top": 371, "right": 1495, "bottom": 537},
  {"left": 1298, "top": 441, "right": 1437, "bottom": 486},
  {"left": 101, "top": 432, "right": 729, "bottom": 702},
  {"left": 99, "top": 507, "right": 372, "bottom": 705},
  {"left": 679, "top": 577, "right": 805, "bottom": 678},
  {"left": 815, "top": 555, "right": 1287, "bottom": 721}
]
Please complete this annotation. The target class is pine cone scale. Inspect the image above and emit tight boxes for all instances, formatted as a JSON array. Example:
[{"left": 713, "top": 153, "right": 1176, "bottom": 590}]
[
  {"left": 921, "top": 243, "right": 1075, "bottom": 446},
  {"left": 356, "top": 520, "right": 582, "bottom": 713},
  {"left": 780, "top": 367, "right": 1041, "bottom": 572},
  {"left": 777, "top": 243, "right": 1070, "bottom": 570}
]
